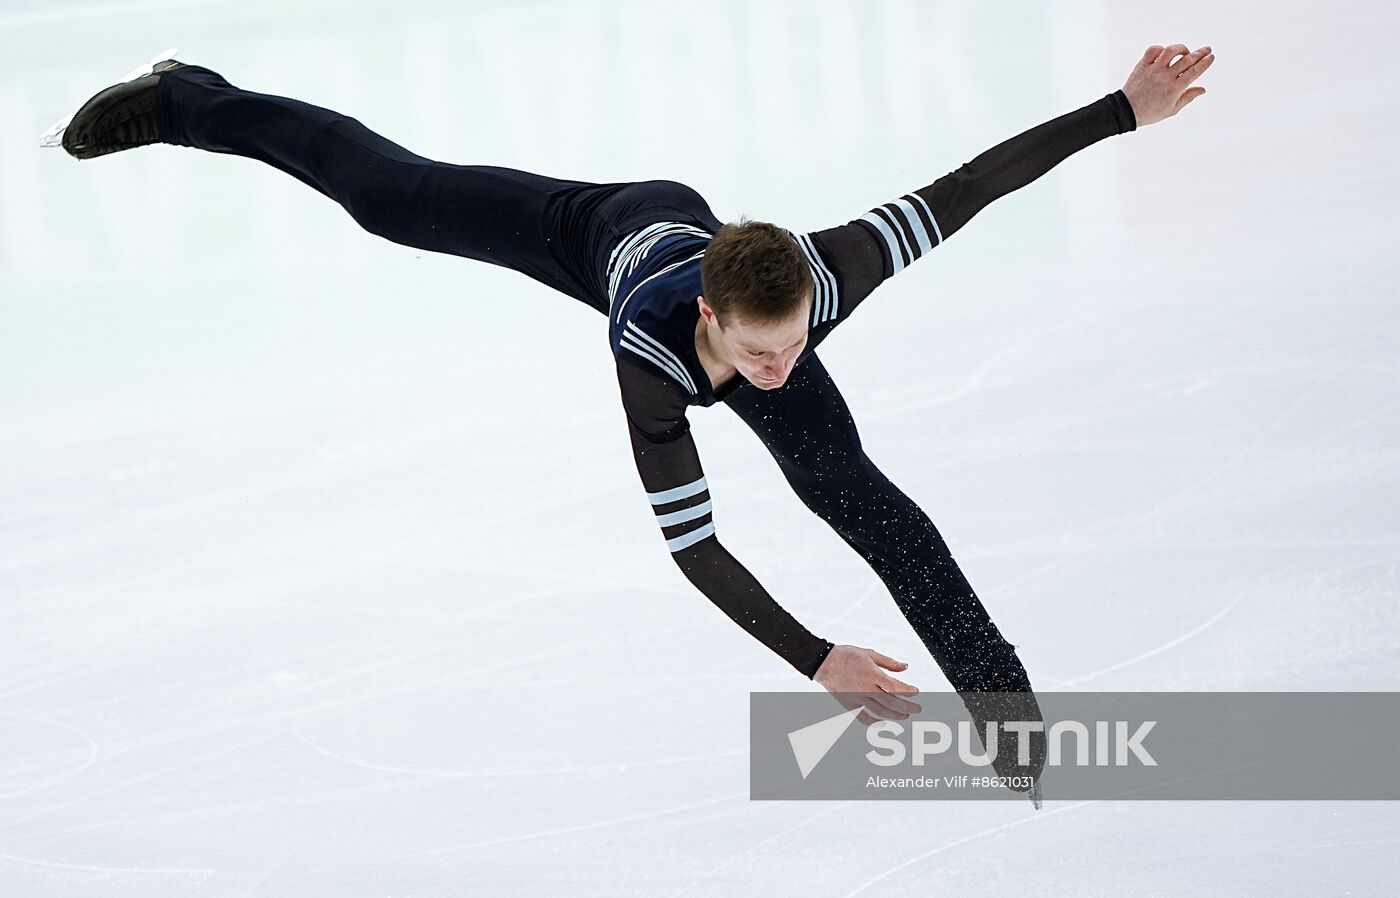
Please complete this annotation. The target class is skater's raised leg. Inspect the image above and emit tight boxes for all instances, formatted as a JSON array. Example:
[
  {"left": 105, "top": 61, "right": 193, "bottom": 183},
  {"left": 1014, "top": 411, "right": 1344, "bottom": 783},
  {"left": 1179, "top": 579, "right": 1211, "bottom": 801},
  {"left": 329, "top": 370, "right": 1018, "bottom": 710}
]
[{"left": 57, "top": 56, "right": 611, "bottom": 305}]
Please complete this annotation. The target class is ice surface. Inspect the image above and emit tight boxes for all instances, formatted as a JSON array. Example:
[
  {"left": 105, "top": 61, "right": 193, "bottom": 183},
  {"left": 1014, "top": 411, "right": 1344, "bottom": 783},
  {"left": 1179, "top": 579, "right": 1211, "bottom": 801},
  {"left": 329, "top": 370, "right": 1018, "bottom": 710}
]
[{"left": 2, "top": 0, "right": 1398, "bottom": 895}]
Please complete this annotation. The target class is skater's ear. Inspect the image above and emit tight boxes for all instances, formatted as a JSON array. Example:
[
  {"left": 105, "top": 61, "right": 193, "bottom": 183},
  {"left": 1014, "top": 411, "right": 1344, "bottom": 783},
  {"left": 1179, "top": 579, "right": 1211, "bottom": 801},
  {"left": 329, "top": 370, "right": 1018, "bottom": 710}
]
[{"left": 696, "top": 294, "right": 719, "bottom": 324}]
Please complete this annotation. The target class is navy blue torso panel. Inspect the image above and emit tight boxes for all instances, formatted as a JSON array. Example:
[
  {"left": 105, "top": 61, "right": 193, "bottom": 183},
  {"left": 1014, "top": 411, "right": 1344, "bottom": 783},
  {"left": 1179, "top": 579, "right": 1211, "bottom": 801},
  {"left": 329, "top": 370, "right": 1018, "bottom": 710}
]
[{"left": 606, "top": 222, "right": 846, "bottom": 409}]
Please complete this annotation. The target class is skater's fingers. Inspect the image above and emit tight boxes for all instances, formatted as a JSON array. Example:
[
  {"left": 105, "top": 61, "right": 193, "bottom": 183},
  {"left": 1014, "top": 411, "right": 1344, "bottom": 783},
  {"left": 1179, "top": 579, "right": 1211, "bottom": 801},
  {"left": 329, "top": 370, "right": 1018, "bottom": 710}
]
[
  {"left": 877, "top": 672, "right": 919, "bottom": 697},
  {"left": 876, "top": 687, "right": 922, "bottom": 717},
  {"left": 858, "top": 692, "right": 910, "bottom": 722},
  {"left": 1140, "top": 45, "right": 1164, "bottom": 66},
  {"left": 1155, "top": 43, "right": 1189, "bottom": 67},
  {"left": 855, "top": 708, "right": 882, "bottom": 727},
  {"left": 1173, "top": 87, "right": 1206, "bottom": 115},
  {"left": 1169, "top": 45, "right": 1211, "bottom": 76},
  {"left": 868, "top": 649, "right": 908, "bottom": 672},
  {"left": 833, "top": 693, "right": 870, "bottom": 718},
  {"left": 1175, "top": 50, "right": 1214, "bottom": 87}
]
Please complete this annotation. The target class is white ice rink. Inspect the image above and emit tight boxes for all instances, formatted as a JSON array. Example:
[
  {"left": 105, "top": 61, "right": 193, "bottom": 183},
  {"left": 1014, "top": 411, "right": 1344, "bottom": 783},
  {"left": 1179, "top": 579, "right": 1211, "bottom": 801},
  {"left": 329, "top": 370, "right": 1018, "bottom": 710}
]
[{"left": 3, "top": 0, "right": 1398, "bottom": 894}]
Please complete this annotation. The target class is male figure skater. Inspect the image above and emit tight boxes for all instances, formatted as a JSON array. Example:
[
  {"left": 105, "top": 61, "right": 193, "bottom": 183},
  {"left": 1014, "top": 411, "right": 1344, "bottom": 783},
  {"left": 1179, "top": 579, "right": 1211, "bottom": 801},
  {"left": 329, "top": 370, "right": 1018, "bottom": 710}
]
[{"left": 49, "top": 42, "right": 1213, "bottom": 796}]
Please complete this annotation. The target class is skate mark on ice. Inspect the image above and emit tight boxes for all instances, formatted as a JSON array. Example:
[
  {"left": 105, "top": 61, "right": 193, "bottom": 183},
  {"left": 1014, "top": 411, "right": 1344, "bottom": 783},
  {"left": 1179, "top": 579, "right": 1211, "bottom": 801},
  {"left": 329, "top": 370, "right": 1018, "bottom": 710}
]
[
  {"left": 0, "top": 850, "right": 213, "bottom": 876},
  {"left": 0, "top": 616, "right": 184, "bottom": 702},
  {"left": 891, "top": 338, "right": 1027, "bottom": 410},
  {"left": 236, "top": 850, "right": 290, "bottom": 898},
  {"left": 0, "top": 714, "right": 99, "bottom": 803},
  {"left": 0, "top": 579, "right": 610, "bottom": 833},
  {"left": 37, "top": 576, "right": 670, "bottom": 780},
  {"left": 1040, "top": 589, "right": 1244, "bottom": 689},
  {"left": 293, "top": 727, "right": 746, "bottom": 779},
  {"left": 839, "top": 750, "right": 1308, "bottom": 898},
  {"left": 383, "top": 791, "right": 748, "bottom": 859},
  {"left": 673, "top": 804, "right": 846, "bottom": 898},
  {"left": 3, "top": 793, "right": 185, "bottom": 853},
  {"left": 0, "top": 724, "right": 287, "bottom": 838},
  {"left": 866, "top": 303, "right": 1116, "bottom": 419},
  {"left": 817, "top": 577, "right": 882, "bottom": 630},
  {"left": 990, "top": 374, "right": 1332, "bottom": 595},
  {"left": 866, "top": 297, "right": 1239, "bottom": 433},
  {"left": 841, "top": 800, "right": 1097, "bottom": 897},
  {"left": 1039, "top": 551, "right": 1396, "bottom": 689}
]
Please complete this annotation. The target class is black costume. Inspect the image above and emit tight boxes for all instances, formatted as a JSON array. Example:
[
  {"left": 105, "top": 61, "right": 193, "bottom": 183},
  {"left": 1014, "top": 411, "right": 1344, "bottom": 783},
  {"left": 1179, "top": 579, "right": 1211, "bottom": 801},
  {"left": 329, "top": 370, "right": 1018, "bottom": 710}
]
[{"left": 153, "top": 66, "right": 1136, "bottom": 695}]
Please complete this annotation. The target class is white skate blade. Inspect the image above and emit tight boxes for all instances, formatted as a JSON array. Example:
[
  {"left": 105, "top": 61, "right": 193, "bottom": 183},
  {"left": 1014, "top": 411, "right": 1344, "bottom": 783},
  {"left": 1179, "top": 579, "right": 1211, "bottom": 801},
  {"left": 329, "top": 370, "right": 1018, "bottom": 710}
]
[{"left": 39, "top": 47, "right": 180, "bottom": 148}]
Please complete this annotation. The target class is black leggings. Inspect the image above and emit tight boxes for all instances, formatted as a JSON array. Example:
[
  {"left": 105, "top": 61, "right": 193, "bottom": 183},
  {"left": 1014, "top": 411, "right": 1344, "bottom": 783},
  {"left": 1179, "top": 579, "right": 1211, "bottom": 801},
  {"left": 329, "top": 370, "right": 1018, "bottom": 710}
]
[
  {"left": 725, "top": 354, "right": 1032, "bottom": 695},
  {"left": 727, "top": 355, "right": 1044, "bottom": 782},
  {"left": 154, "top": 65, "right": 722, "bottom": 315}
]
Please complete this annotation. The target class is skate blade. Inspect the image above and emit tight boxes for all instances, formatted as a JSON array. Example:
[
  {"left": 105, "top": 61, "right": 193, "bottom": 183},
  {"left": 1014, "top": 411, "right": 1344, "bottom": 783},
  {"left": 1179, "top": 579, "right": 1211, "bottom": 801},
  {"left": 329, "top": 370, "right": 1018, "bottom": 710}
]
[
  {"left": 1028, "top": 779, "right": 1043, "bottom": 810},
  {"left": 39, "top": 47, "right": 180, "bottom": 148}
]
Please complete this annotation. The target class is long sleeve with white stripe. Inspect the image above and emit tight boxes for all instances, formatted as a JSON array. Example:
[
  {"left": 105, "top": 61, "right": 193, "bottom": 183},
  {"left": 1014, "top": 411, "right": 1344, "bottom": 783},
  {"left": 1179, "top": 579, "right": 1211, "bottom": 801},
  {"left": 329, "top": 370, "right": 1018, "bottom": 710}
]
[
  {"left": 615, "top": 358, "right": 835, "bottom": 679},
  {"left": 803, "top": 90, "right": 1137, "bottom": 320}
]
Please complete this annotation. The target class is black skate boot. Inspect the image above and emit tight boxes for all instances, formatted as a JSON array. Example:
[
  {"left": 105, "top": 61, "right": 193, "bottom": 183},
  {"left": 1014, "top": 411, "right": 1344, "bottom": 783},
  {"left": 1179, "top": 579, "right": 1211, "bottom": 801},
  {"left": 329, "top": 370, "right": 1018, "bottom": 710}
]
[
  {"left": 41, "top": 49, "right": 186, "bottom": 159},
  {"left": 1028, "top": 777, "right": 1043, "bottom": 810}
]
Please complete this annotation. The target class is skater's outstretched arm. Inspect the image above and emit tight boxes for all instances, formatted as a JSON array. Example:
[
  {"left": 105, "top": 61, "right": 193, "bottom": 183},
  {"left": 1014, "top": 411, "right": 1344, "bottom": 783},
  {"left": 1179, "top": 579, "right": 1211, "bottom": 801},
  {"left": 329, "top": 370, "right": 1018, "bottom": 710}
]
[{"left": 801, "top": 43, "right": 1214, "bottom": 322}]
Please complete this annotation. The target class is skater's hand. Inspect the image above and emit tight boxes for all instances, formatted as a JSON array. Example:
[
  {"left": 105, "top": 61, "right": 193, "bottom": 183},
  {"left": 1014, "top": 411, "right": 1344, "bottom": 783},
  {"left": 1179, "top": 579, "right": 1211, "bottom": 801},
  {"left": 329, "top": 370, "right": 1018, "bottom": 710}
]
[
  {"left": 1120, "top": 44, "right": 1214, "bottom": 127},
  {"left": 813, "top": 645, "right": 921, "bottom": 726}
]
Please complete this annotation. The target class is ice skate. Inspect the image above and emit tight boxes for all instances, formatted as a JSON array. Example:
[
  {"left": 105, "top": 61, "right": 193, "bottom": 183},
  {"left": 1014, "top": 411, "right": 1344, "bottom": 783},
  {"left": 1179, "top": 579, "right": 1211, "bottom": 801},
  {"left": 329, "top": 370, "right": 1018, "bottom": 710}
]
[{"left": 40, "top": 48, "right": 184, "bottom": 158}]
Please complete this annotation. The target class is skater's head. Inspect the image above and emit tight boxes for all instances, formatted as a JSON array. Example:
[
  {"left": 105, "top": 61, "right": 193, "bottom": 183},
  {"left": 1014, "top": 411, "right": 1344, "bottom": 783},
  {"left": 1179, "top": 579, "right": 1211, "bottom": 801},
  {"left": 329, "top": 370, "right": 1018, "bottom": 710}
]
[
  {"left": 699, "top": 219, "right": 813, "bottom": 390},
  {"left": 701, "top": 219, "right": 813, "bottom": 327}
]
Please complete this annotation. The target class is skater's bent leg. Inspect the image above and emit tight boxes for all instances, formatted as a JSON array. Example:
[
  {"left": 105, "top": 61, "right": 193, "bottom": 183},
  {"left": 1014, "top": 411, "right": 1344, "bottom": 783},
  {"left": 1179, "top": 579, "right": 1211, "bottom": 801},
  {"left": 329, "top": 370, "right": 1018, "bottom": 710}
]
[
  {"left": 725, "top": 354, "right": 1045, "bottom": 783},
  {"left": 725, "top": 354, "right": 1027, "bottom": 688}
]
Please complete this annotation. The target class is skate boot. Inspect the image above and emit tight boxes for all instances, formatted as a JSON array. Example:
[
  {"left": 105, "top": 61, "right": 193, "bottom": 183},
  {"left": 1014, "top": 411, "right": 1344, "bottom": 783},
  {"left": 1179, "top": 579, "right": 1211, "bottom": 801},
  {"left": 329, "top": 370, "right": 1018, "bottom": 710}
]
[{"left": 41, "top": 48, "right": 185, "bottom": 159}]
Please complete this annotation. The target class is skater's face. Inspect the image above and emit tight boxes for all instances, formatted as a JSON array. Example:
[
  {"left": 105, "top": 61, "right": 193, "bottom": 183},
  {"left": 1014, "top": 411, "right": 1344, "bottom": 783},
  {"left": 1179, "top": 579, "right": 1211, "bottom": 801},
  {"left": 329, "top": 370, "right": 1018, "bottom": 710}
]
[{"left": 708, "top": 294, "right": 812, "bottom": 390}]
